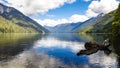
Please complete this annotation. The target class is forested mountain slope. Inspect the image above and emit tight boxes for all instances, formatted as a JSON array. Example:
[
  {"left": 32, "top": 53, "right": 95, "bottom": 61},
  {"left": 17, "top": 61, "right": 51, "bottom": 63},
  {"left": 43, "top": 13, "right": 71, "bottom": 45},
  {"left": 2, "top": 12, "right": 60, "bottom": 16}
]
[{"left": 0, "top": 3, "right": 48, "bottom": 33}]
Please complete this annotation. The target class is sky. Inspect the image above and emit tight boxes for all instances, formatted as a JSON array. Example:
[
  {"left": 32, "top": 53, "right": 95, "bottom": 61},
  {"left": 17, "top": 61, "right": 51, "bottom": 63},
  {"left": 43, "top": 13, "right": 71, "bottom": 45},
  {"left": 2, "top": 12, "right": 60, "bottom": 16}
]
[{"left": 0, "top": 0, "right": 120, "bottom": 26}]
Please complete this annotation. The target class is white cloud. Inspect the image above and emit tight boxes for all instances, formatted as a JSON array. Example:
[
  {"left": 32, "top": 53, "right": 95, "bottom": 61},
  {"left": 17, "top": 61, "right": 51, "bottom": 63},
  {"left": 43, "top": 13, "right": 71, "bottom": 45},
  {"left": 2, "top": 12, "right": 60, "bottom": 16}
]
[
  {"left": 86, "top": 0, "right": 119, "bottom": 17},
  {"left": 86, "top": 9, "right": 99, "bottom": 17},
  {"left": 69, "top": 14, "right": 89, "bottom": 23},
  {"left": 83, "top": 0, "right": 91, "bottom": 2},
  {"left": 46, "top": 14, "right": 56, "bottom": 18},
  {"left": 34, "top": 14, "right": 89, "bottom": 26},
  {"left": 34, "top": 19, "right": 62, "bottom": 26},
  {"left": 1, "top": 0, "right": 76, "bottom": 15},
  {"left": 34, "top": 18, "right": 70, "bottom": 26}
]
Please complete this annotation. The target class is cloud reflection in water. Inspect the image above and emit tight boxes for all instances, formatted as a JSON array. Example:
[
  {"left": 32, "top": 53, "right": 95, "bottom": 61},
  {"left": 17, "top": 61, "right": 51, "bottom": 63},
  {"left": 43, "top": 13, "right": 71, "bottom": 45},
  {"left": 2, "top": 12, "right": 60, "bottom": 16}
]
[
  {"left": 33, "top": 37, "right": 85, "bottom": 53},
  {"left": 0, "top": 50, "right": 117, "bottom": 68},
  {"left": 88, "top": 51, "right": 117, "bottom": 68},
  {"left": 0, "top": 50, "right": 87, "bottom": 68}
]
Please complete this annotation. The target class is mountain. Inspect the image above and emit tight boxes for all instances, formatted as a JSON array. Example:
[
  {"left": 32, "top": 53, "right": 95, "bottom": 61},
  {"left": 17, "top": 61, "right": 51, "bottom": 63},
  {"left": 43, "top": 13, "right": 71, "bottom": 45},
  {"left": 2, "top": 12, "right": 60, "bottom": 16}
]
[
  {"left": 45, "top": 12, "right": 113, "bottom": 33},
  {"left": 84, "top": 12, "right": 114, "bottom": 33},
  {"left": 44, "top": 23, "right": 80, "bottom": 33},
  {"left": 0, "top": 3, "right": 49, "bottom": 33},
  {"left": 72, "top": 13, "right": 104, "bottom": 33},
  {"left": 45, "top": 13, "right": 104, "bottom": 33}
]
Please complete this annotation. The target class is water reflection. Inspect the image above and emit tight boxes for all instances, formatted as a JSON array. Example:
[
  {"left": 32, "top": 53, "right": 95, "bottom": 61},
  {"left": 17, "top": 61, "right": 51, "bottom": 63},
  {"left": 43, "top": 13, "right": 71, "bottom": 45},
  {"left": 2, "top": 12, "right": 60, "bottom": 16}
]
[
  {"left": 33, "top": 33, "right": 117, "bottom": 68},
  {"left": 89, "top": 51, "right": 117, "bottom": 68},
  {"left": 0, "top": 33, "right": 43, "bottom": 60},
  {"left": 33, "top": 37, "right": 85, "bottom": 53},
  {"left": 0, "top": 50, "right": 117, "bottom": 68},
  {"left": 113, "top": 34, "right": 120, "bottom": 67},
  {"left": 0, "top": 50, "right": 66, "bottom": 68},
  {"left": 0, "top": 49, "right": 91, "bottom": 68},
  {"left": 46, "top": 33, "right": 88, "bottom": 42},
  {"left": 0, "top": 33, "right": 118, "bottom": 68}
]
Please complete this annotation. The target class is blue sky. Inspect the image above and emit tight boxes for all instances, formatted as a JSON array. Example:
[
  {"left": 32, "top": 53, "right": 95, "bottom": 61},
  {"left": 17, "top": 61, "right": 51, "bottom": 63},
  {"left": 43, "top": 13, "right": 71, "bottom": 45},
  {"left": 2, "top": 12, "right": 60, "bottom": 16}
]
[
  {"left": 0, "top": 0, "right": 120, "bottom": 26},
  {"left": 34, "top": 0, "right": 91, "bottom": 20}
]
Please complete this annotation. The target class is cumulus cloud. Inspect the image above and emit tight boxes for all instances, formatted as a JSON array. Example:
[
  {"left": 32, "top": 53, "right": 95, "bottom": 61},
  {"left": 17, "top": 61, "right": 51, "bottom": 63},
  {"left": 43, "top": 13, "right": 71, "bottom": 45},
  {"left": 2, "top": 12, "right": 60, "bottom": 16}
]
[
  {"left": 1, "top": 0, "right": 76, "bottom": 15},
  {"left": 69, "top": 14, "right": 89, "bottom": 23},
  {"left": 34, "top": 14, "right": 89, "bottom": 26},
  {"left": 86, "top": 0, "right": 119, "bottom": 17}
]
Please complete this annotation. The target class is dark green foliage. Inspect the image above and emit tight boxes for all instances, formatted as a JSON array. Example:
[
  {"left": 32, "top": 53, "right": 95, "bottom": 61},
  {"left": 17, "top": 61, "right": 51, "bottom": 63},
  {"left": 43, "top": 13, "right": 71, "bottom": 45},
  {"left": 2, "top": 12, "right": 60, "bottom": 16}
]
[
  {"left": 112, "top": 3, "right": 120, "bottom": 37},
  {"left": 112, "top": 22, "right": 120, "bottom": 37},
  {"left": 114, "top": 3, "right": 120, "bottom": 22},
  {"left": 102, "top": 21, "right": 112, "bottom": 33},
  {"left": 112, "top": 3, "right": 120, "bottom": 57}
]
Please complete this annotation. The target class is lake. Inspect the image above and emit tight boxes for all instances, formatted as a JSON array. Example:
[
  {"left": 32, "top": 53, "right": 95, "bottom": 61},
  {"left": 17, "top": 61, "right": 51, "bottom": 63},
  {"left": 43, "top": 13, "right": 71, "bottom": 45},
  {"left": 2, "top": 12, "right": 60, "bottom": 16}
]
[{"left": 0, "top": 33, "right": 119, "bottom": 68}]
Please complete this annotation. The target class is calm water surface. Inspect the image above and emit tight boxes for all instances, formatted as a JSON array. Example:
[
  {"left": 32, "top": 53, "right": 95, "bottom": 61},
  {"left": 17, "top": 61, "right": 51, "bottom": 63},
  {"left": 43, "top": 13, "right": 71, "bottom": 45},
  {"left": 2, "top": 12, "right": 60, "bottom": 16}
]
[{"left": 0, "top": 33, "right": 119, "bottom": 68}]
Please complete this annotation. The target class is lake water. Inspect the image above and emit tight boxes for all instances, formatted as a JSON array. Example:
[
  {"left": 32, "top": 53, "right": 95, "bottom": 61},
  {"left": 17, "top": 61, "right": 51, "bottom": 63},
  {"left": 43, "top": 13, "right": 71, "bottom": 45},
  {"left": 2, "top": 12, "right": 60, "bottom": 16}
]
[{"left": 0, "top": 33, "right": 119, "bottom": 68}]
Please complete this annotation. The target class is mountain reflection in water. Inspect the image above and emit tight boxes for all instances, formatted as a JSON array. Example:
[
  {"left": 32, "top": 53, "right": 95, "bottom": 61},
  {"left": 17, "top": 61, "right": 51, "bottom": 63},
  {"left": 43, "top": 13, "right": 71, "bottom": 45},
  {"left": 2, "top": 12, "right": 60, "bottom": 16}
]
[{"left": 0, "top": 33, "right": 118, "bottom": 68}]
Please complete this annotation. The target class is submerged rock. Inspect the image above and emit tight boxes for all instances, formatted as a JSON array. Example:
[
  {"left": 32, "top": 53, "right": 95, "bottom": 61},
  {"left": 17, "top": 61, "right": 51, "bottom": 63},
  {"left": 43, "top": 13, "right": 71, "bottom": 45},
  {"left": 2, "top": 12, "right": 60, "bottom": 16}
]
[
  {"left": 77, "top": 39, "right": 111, "bottom": 56},
  {"left": 84, "top": 41, "right": 99, "bottom": 50}
]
